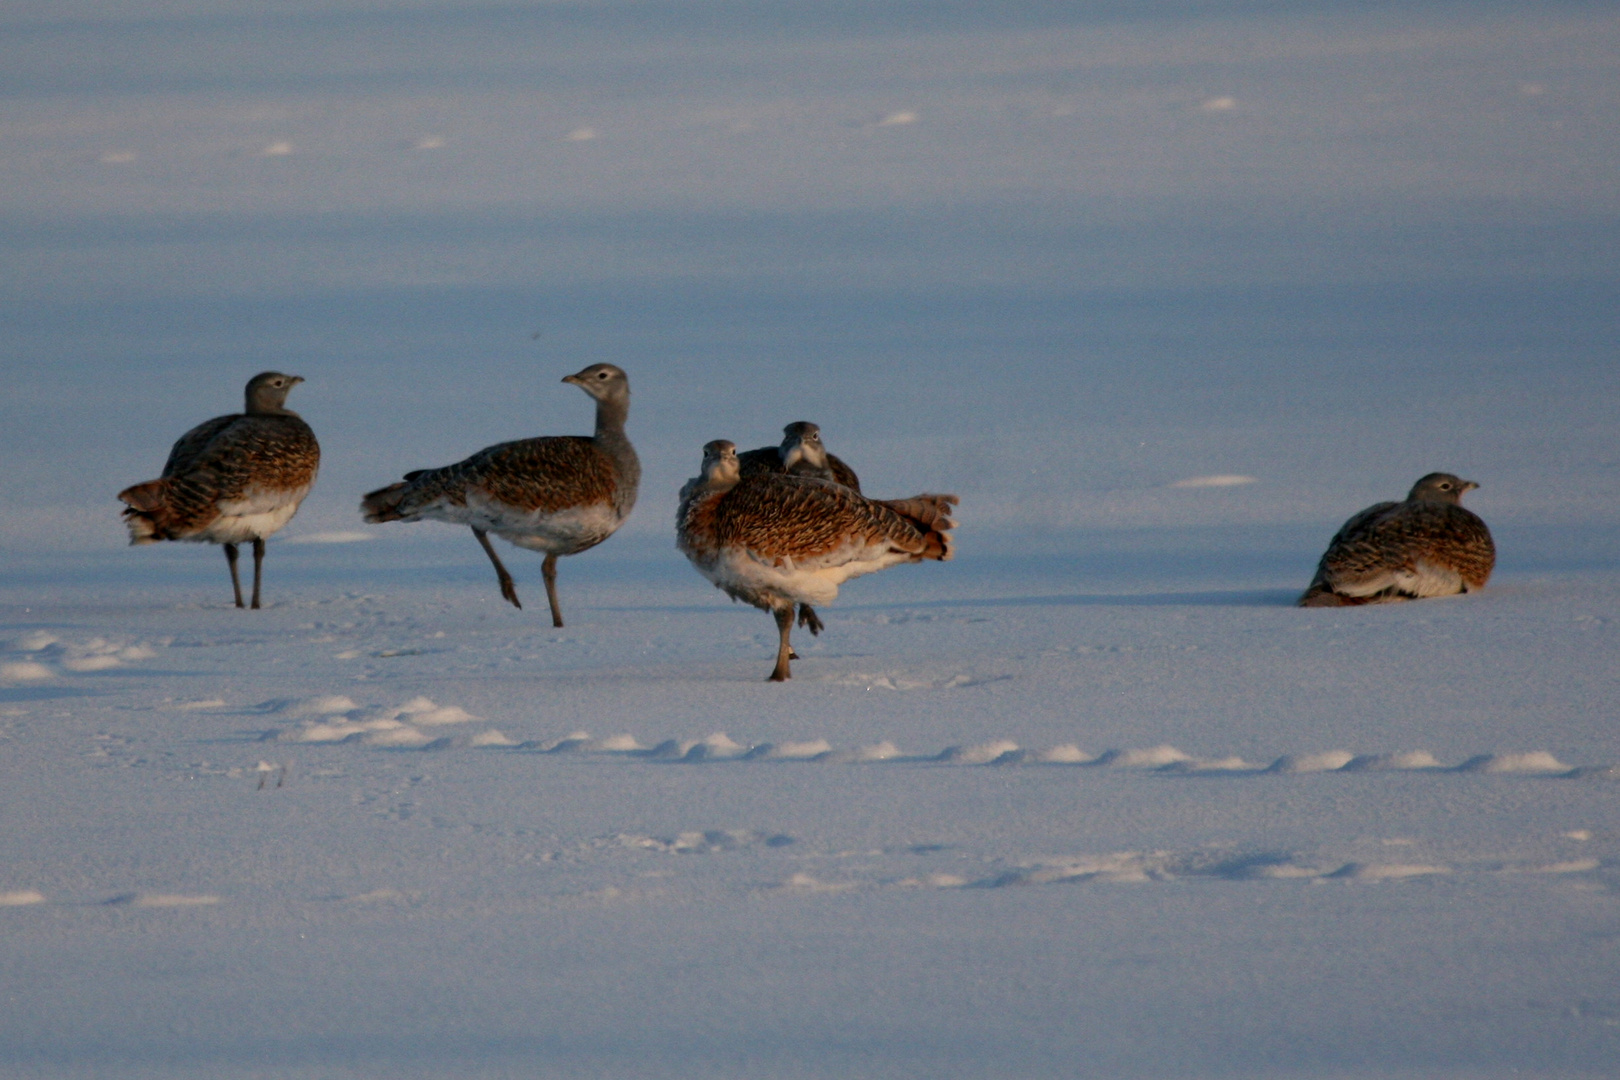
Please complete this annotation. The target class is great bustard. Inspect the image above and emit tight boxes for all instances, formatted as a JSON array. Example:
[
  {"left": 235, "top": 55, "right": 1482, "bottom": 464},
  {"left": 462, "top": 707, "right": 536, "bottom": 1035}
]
[
  {"left": 677, "top": 439, "right": 956, "bottom": 681},
  {"left": 735, "top": 421, "right": 864, "bottom": 637},
  {"left": 1300, "top": 473, "right": 1495, "bottom": 606},
  {"left": 118, "top": 371, "right": 320, "bottom": 609},
  {"left": 361, "top": 363, "right": 639, "bottom": 627},
  {"left": 737, "top": 421, "right": 862, "bottom": 491}
]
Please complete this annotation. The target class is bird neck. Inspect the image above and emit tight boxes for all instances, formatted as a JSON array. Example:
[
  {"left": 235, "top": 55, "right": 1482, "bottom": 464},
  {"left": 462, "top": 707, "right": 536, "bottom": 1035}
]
[
  {"left": 245, "top": 395, "right": 294, "bottom": 417},
  {"left": 591, "top": 395, "right": 639, "bottom": 503},
  {"left": 591, "top": 394, "right": 629, "bottom": 439}
]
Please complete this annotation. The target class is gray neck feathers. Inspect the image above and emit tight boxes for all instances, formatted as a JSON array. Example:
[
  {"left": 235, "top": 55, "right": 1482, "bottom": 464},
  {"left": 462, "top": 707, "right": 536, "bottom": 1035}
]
[
  {"left": 245, "top": 391, "right": 294, "bottom": 417},
  {"left": 592, "top": 395, "right": 639, "bottom": 510}
]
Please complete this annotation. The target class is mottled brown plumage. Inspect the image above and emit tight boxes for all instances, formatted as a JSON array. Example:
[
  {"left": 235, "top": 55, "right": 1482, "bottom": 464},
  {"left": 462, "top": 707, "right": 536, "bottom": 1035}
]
[
  {"left": 361, "top": 363, "right": 638, "bottom": 626},
  {"left": 678, "top": 440, "right": 956, "bottom": 681},
  {"left": 1300, "top": 472, "right": 1495, "bottom": 607},
  {"left": 737, "top": 422, "right": 862, "bottom": 491},
  {"left": 118, "top": 371, "right": 320, "bottom": 609},
  {"left": 736, "top": 421, "right": 865, "bottom": 634}
]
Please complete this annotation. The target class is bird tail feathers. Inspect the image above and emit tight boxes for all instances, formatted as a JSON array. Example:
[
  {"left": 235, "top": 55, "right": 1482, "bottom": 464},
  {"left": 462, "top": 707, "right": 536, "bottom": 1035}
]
[
  {"left": 117, "top": 479, "right": 172, "bottom": 544},
  {"left": 360, "top": 481, "right": 414, "bottom": 523},
  {"left": 881, "top": 493, "right": 958, "bottom": 562}
]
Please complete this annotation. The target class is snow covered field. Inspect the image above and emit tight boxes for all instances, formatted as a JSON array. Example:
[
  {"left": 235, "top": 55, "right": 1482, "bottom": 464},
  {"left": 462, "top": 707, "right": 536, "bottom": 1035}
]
[
  {"left": 4, "top": 526, "right": 1619, "bottom": 1077},
  {"left": 4, "top": 1, "right": 1619, "bottom": 1076}
]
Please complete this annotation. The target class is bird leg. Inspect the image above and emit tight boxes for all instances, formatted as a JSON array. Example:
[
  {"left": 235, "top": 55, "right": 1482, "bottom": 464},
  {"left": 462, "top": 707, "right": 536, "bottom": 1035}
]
[
  {"left": 769, "top": 606, "right": 795, "bottom": 682},
  {"left": 784, "top": 604, "right": 824, "bottom": 658},
  {"left": 541, "top": 553, "right": 564, "bottom": 628},
  {"left": 223, "top": 543, "right": 244, "bottom": 608},
  {"left": 473, "top": 528, "right": 522, "bottom": 609},
  {"left": 251, "top": 537, "right": 265, "bottom": 610}
]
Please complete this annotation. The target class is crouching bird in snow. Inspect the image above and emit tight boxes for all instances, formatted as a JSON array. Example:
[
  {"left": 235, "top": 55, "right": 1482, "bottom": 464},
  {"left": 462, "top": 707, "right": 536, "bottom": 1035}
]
[
  {"left": 118, "top": 371, "right": 320, "bottom": 609},
  {"left": 677, "top": 439, "right": 956, "bottom": 681},
  {"left": 1300, "top": 472, "right": 1495, "bottom": 607},
  {"left": 360, "top": 364, "right": 639, "bottom": 627},
  {"left": 737, "top": 421, "right": 863, "bottom": 491}
]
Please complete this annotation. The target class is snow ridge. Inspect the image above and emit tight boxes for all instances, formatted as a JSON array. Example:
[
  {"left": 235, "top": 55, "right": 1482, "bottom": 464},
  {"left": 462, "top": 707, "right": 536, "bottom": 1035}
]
[
  {"left": 237, "top": 700, "right": 1620, "bottom": 779},
  {"left": 282, "top": 719, "right": 1606, "bottom": 777}
]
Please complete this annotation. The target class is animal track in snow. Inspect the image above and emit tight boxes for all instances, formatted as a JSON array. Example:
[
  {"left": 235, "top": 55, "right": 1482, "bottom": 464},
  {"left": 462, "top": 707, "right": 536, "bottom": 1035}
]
[
  {"left": 595, "top": 829, "right": 796, "bottom": 855},
  {"left": 823, "top": 669, "right": 1008, "bottom": 691},
  {"left": 1, "top": 633, "right": 163, "bottom": 681},
  {"left": 278, "top": 716, "right": 1619, "bottom": 780},
  {"left": 765, "top": 844, "right": 1607, "bottom": 897},
  {"left": 257, "top": 695, "right": 513, "bottom": 748}
]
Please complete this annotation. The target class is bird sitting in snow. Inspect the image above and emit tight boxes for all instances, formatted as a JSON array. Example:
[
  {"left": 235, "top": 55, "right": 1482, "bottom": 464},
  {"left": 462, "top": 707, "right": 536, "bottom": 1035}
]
[
  {"left": 677, "top": 439, "right": 957, "bottom": 681},
  {"left": 360, "top": 364, "right": 638, "bottom": 627},
  {"left": 118, "top": 371, "right": 320, "bottom": 609},
  {"left": 1299, "top": 472, "right": 1495, "bottom": 606},
  {"left": 737, "top": 421, "right": 863, "bottom": 491}
]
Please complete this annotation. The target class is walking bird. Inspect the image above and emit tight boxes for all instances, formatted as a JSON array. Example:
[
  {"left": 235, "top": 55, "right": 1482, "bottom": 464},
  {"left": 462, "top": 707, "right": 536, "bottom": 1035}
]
[
  {"left": 1300, "top": 472, "right": 1495, "bottom": 606},
  {"left": 361, "top": 364, "right": 638, "bottom": 627},
  {"left": 118, "top": 371, "right": 320, "bottom": 609},
  {"left": 678, "top": 439, "right": 956, "bottom": 681}
]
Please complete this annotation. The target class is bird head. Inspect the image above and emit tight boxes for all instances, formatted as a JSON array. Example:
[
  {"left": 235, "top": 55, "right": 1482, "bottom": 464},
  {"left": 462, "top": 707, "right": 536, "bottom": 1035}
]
[
  {"left": 244, "top": 372, "right": 304, "bottom": 415},
  {"left": 1407, "top": 473, "right": 1477, "bottom": 504},
  {"left": 562, "top": 363, "right": 629, "bottom": 402},
  {"left": 699, "top": 439, "right": 741, "bottom": 490},
  {"left": 779, "top": 421, "right": 828, "bottom": 471}
]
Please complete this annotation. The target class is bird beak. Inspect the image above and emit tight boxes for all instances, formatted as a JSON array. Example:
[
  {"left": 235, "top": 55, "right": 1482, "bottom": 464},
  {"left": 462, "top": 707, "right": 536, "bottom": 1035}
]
[
  {"left": 290, "top": 376, "right": 305, "bottom": 386},
  {"left": 1463, "top": 480, "right": 1479, "bottom": 492},
  {"left": 562, "top": 373, "right": 582, "bottom": 387}
]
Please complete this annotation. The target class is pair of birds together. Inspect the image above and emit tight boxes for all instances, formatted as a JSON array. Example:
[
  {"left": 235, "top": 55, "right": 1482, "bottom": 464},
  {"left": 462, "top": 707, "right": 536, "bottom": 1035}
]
[
  {"left": 117, "top": 367, "right": 1497, "bottom": 678},
  {"left": 117, "top": 365, "right": 957, "bottom": 680}
]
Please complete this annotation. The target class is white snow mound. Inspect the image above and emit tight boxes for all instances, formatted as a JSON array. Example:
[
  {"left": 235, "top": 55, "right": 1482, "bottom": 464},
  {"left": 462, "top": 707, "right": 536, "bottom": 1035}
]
[
  {"left": 1, "top": 662, "right": 53, "bottom": 682},
  {"left": 1268, "top": 751, "right": 1356, "bottom": 774},
  {"left": 1456, "top": 752, "right": 1572, "bottom": 775}
]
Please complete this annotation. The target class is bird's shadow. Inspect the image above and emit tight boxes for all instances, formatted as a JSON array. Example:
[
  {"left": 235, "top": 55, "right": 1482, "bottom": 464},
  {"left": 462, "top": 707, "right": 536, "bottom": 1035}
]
[
  {"left": 854, "top": 589, "right": 1301, "bottom": 611},
  {"left": 600, "top": 588, "right": 1300, "bottom": 615}
]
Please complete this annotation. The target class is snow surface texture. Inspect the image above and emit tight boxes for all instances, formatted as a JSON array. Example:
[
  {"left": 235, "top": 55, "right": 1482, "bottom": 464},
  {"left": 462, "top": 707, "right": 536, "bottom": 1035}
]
[
  {"left": 3, "top": 2, "right": 1620, "bottom": 1078},
  {"left": 2, "top": 541, "right": 1618, "bottom": 1079}
]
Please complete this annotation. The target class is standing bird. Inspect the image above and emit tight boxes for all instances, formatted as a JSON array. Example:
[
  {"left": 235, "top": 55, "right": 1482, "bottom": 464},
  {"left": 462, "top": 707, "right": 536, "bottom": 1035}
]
[
  {"left": 737, "top": 421, "right": 862, "bottom": 491},
  {"left": 118, "top": 371, "right": 320, "bottom": 609},
  {"left": 1299, "top": 472, "right": 1495, "bottom": 607},
  {"left": 678, "top": 440, "right": 956, "bottom": 681},
  {"left": 360, "top": 364, "right": 638, "bottom": 627},
  {"left": 737, "top": 421, "right": 862, "bottom": 635}
]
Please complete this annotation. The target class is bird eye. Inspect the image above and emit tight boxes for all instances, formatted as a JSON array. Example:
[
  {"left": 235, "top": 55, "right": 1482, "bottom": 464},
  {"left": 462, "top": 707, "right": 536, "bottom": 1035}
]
[
  {"left": 1439, "top": 482, "right": 1452, "bottom": 489},
  {"left": 598, "top": 371, "right": 609, "bottom": 379}
]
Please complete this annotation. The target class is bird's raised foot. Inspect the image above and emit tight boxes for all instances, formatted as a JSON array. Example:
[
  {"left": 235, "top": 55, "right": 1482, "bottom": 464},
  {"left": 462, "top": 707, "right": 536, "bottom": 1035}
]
[{"left": 797, "top": 604, "right": 824, "bottom": 636}]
